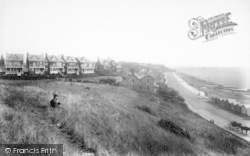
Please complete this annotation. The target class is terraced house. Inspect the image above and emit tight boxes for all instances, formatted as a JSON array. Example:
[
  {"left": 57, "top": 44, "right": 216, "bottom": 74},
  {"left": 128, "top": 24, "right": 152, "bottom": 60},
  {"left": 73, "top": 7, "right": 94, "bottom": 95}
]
[
  {"left": 45, "top": 54, "right": 65, "bottom": 75},
  {"left": 26, "top": 53, "right": 46, "bottom": 75},
  {"left": 5, "top": 53, "right": 24, "bottom": 75},
  {"left": 77, "top": 57, "right": 95, "bottom": 74},
  {"left": 63, "top": 56, "right": 79, "bottom": 75}
]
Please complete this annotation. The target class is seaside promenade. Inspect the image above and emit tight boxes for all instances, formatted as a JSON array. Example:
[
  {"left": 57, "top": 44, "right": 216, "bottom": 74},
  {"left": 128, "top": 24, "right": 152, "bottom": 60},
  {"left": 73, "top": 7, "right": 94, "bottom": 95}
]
[{"left": 165, "top": 72, "right": 250, "bottom": 142}]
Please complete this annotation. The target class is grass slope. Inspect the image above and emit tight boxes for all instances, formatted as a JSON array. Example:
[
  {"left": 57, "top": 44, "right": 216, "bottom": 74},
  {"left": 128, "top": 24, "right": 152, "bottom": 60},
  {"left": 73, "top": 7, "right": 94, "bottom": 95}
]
[{"left": 0, "top": 81, "right": 250, "bottom": 156}]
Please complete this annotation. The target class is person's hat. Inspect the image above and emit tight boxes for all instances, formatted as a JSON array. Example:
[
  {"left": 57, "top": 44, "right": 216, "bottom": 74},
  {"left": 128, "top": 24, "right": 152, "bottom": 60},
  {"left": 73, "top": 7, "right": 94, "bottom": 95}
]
[{"left": 53, "top": 92, "right": 58, "bottom": 97}]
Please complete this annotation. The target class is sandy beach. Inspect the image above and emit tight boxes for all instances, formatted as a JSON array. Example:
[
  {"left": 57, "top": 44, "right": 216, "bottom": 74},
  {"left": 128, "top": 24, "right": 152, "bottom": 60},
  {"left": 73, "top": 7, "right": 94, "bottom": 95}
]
[{"left": 165, "top": 72, "right": 250, "bottom": 142}]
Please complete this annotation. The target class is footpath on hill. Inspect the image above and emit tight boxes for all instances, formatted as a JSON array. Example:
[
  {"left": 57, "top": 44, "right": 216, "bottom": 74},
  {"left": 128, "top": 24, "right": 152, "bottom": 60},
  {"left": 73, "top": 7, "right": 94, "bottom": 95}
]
[{"left": 165, "top": 72, "right": 250, "bottom": 142}]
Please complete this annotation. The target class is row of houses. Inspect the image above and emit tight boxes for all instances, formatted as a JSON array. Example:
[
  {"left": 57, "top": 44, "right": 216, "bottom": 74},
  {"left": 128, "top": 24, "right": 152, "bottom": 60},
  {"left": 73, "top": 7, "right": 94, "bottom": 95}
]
[
  {"left": 211, "top": 96, "right": 250, "bottom": 116},
  {"left": 0, "top": 53, "right": 121, "bottom": 76}
]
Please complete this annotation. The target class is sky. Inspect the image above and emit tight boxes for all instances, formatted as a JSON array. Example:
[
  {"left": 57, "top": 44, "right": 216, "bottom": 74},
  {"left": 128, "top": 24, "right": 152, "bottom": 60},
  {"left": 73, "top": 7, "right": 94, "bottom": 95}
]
[{"left": 0, "top": 0, "right": 250, "bottom": 68}]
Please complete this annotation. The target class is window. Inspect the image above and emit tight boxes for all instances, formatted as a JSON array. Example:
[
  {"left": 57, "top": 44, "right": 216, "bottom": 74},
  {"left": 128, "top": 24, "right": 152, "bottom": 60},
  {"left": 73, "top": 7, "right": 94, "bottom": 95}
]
[
  {"left": 140, "top": 86, "right": 141, "bottom": 89},
  {"left": 147, "top": 79, "right": 150, "bottom": 83},
  {"left": 132, "top": 79, "right": 134, "bottom": 83},
  {"left": 140, "top": 80, "right": 142, "bottom": 83},
  {"left": 147, "top": 86, "right": 149, "bottom": 90}
]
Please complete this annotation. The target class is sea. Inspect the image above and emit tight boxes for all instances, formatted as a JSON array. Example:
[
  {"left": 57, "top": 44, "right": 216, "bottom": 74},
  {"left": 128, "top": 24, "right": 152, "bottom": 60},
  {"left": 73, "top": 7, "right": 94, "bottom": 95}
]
[{"left": 173, "top": 67, "right": 250, "bottom": 91}]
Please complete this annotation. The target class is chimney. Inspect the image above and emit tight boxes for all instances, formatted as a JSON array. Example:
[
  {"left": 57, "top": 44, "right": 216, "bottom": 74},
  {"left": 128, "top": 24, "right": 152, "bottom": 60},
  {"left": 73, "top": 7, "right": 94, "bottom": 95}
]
[{"left": 131, "top": 69, "right": 135, "bottom": 74}]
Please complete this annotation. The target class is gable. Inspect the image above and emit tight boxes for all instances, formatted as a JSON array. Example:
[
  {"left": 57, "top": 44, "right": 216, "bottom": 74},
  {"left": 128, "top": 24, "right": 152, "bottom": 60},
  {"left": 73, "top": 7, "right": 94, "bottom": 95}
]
[
  {"left": 65, "top": 56, "right": 77, "bottom": 62},
  {"left": 6, "top": 54, "right": 23, "bottom": 61},
  {"left": 11, "top": 55, "right": 19, "bottom": 60},
  {"left": 31, "top": 55, "right": 38, "bottom": 60},
  {"left": 50, "top": 56, "right": 58, "bottom": 61}
]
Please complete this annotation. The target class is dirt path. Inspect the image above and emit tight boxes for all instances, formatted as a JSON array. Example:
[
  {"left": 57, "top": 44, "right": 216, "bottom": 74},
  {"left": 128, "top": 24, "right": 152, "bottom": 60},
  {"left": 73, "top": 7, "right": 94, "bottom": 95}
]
[{"left": 165, "top": 72, "right": 250, "bottom": 142}]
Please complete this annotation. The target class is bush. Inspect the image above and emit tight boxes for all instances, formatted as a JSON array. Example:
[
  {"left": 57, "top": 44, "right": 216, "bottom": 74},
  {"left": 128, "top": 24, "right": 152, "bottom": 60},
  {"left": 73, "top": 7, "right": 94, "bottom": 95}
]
[
  {"left": 158, "top": 119, "right": 190, "bottom": 139},
  {"left": 157, "top": 85, "right": 179, "bottom": 98},
  {"left": 176, "top": 95, "right": 185, "bottom": 102},
  {"left": 205, "top": 132, "right": 246, "bottom": 155},
  {"left": 135, "top": 106, "right": 156, "bottom": 116},
  {"left": 99, "top": 78, "right": 117, "bottom": 85}
]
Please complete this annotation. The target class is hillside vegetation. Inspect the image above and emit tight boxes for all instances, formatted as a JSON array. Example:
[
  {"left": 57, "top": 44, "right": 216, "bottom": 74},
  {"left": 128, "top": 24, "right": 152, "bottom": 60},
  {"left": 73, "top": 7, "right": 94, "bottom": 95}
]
[{"left": 0, "top": 80, "right": 250, "bottom": 156}]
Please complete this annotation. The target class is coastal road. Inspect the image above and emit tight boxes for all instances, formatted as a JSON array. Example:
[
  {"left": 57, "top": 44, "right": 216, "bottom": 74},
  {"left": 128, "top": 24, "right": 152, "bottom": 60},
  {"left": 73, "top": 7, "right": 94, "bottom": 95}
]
[{"left": 165, "top": 72, "right": 250, "bottom": 142}]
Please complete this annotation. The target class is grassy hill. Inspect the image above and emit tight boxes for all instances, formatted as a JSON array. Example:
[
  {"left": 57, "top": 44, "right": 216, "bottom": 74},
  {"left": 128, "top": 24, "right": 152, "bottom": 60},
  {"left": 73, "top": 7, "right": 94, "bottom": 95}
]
[{"left": 0, "top": 80, "right": 250, "bottom": 156}]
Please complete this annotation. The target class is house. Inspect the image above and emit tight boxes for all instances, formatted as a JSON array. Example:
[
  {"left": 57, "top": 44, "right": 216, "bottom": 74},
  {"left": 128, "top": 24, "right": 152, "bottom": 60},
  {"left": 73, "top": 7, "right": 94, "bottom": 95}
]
[
  {"left": 123, "top": 69, "right": 155, "bottom": 93},
  {"left": 95, "top": 58, "right": 116, "bottom": 73},
  {"left": 63, "top": 56, "right": 79, "bottom": 75},
  {"left": 77, "top": 57, "right": 95, "bottom": 74},
  {"left": 26, "top": 53, "right": 46, "bottom": 75},
  {"left": 0, "top": 55, "right": 5, "bottom": 74},
  {"left": 5, "top": 53, "right": 24, "bottom": 75},
  {"left": 116, "top": 64, "right": 122, "bottom": 74},
  {"left": 241, "top": 104, "right": 250, "bottom": 116},
  {"left": 45, "top": 54, "right": 65, "bottom": 75}
]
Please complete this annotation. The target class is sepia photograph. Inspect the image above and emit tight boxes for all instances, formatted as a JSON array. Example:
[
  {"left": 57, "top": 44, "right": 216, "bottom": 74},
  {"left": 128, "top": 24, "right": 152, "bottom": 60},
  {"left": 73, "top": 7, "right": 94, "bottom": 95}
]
[{"left": 0, "top": 0, "right": 250, "bottom": 155}]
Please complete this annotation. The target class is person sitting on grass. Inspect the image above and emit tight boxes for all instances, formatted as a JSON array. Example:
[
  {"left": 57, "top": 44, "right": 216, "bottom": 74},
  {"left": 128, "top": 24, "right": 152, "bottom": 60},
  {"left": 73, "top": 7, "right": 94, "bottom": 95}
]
[
  {"left": 49, "top": 93, "right": 65, "bottom": 128},
  {"left": 50, "top": 93, "right": 61, "bottom": 108}
]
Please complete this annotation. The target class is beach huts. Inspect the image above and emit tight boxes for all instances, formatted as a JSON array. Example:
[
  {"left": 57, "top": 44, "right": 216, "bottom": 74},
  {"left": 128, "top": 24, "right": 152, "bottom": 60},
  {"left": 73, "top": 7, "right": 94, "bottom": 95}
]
[
  {"left": 235, "top": 103, "right": 242, "bottom": 113},
  {"left": 241, "top": 105, "right": 250, "bottom": 116},
  {"left": 230, "top": 102, "right": 237, "bottom": 112},
  {"left": 210, "top": 96, "right": 250, "bottom": 116},
  {"left": 228, "top": 99, "right": 238, "bottom": 111}
]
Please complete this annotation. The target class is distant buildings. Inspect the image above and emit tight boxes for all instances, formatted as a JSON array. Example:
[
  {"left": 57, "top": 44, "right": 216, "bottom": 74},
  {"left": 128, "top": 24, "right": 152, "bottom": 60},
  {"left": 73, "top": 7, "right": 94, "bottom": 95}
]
[
  {"left": 0, "top": 53, "right": 107, "bottom": 76},
  {"left": 0, "top": 55, "right": 4, "bottom": 74},
  {"left": 96, "top": 58, "right": 116, "bottom": 74},
  {"left": 77, "top": 57, "right": 95, "bottom": 74},
  {"left": 123, "top": 69, "right": 155, "bottom": 93},
  {"left": 210, "top": 96, "right": 250, "bottom": 116},
  {"left": 45, "top": 54, "right": 65, "bottom": 75},
  {"left": 116, "top": 64, "right": 122, "bottom": 74},
  {"left": 5, "top": 53, "right": 24, "bottom": 75},
  {"left": 27, "top": 53, "right": 46, "bottom": 75},
  {"left": 63, "top": 56, "right": 79, "bottom": 75}
]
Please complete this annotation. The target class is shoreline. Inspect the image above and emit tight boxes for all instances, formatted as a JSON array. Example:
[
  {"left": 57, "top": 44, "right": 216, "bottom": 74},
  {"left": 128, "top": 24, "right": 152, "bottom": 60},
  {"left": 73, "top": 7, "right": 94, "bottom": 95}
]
[
  {"left": 165, "top": 72, "right": 250, "bottom": 142},
  {"left": 176, "top": 72, "right": 250, "bottom": 104}
]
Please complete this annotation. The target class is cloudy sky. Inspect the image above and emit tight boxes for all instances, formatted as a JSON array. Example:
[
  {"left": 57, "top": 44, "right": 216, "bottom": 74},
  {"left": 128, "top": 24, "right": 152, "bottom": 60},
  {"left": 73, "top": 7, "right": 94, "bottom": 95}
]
[{"left": 0, "top": 0, "right": 250, "bottom": 67}]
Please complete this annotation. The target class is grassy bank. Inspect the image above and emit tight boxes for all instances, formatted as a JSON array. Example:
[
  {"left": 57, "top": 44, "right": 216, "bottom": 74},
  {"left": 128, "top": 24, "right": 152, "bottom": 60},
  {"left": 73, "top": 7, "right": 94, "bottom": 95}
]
[{"left": 0, "top": 81, "right": 250, "bottom": 156}]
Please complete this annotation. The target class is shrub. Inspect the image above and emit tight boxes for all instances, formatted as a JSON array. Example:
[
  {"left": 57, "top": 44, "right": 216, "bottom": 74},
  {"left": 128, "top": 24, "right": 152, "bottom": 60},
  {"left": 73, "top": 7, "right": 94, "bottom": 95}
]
[
  {"left": 158, "top": 119, "right": 190, "bottom": 139},
  {"left": 205, "top": 132, "right": 246, "bottom": 155},
  {"left": 176, "top": 95, "right": 185, "bottom": 102},
  {"left": 135, "top": 106, "right": 156, "bottom": 116},
  {"left": 99, "top": 78, "right": 117, "bottom": 85}
]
